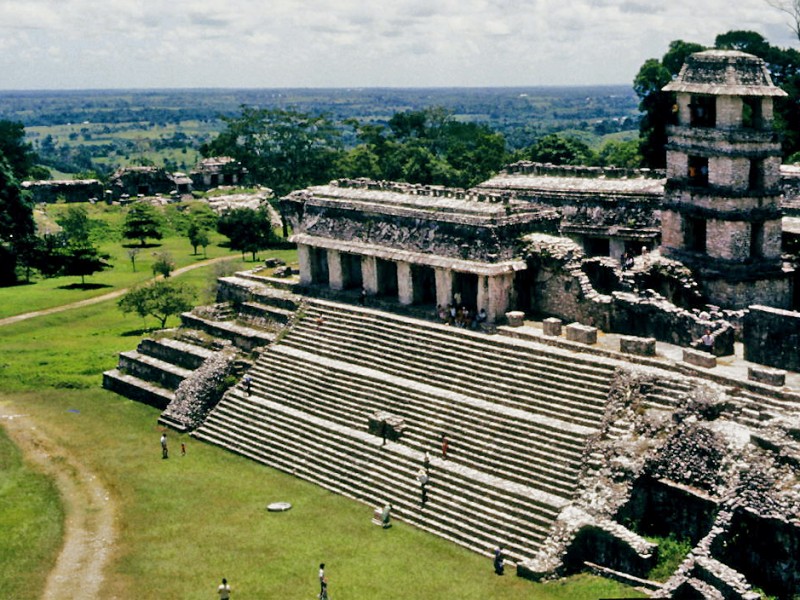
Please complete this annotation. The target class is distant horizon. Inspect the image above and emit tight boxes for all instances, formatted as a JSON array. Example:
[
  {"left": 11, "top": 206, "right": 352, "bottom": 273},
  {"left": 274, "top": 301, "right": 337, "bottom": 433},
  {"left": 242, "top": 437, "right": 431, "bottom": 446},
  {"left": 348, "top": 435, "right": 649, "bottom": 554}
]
[{"left": 0, "top": 83, "right": 637, "bottom": 94}]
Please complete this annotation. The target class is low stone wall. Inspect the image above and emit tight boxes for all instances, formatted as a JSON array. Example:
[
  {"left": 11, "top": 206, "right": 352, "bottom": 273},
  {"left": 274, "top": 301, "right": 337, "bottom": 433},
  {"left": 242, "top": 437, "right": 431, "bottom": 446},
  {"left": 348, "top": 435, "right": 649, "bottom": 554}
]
[{"left": 743, "top": 305, "right": 800, "bottom": 371}]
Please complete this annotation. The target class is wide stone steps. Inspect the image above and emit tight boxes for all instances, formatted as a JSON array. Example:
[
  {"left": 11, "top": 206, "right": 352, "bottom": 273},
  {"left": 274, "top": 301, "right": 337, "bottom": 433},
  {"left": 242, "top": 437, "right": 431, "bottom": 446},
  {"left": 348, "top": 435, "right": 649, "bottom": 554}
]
[
  {"left": 180, "top": 312, "right": 275, "bottom": 352},
  {"left": 304, "top": 301, "right": 615, "bottom": 391},
  {"left": 194, "top": 391, "right": 565, "bottom": 561},
  {"left": 249, "top": 349, "right": 584, "bottom": 498},
  {"left": 283, "top": 322, "right": 606, "bottom": 428},
  {"left": 102, "top": 369, "right": 174, "bottom": 410},
  {"left": 117, "top": 350, "right": 192, "bottom": 390},
  {"left": 261, "top": 345, "right": 588, "bottom": 461},
  {"left": 240, "top": 301, "right": 294, "bottom": 324},
  {"left": 136, "top": 337, "right": 215, "bottom": 371}
]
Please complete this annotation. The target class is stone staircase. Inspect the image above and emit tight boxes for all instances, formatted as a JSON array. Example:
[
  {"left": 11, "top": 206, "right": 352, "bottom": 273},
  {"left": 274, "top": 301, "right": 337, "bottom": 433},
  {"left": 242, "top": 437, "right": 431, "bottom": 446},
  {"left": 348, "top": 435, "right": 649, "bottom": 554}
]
[{"left": 193, "top": 298, "right": 623, "bottom": 562}]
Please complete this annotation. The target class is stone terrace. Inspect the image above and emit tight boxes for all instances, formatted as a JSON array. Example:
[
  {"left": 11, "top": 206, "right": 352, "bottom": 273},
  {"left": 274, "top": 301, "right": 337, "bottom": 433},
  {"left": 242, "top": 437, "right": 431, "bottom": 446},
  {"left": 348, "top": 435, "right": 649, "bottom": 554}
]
[{"left": 193, "top": 297, "right": 625, "bottom": 562}]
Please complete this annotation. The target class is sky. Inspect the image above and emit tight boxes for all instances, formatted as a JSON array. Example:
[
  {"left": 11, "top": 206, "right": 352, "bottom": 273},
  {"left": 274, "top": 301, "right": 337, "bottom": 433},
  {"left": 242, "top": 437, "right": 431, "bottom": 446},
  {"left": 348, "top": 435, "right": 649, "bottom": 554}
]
[{"left": 0, "top": 0, "right": 797, "bottom": 90}]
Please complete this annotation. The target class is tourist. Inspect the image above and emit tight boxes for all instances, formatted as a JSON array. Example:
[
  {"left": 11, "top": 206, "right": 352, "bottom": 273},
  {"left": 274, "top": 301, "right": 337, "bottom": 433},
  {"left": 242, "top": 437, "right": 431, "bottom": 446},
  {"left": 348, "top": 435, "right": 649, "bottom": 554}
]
[
  {"left": 476, "top": 308, "right": 487, "bottom": 326},
  {"left": 218, "top": 577, "right": 231, "bottom": 599},
  {"left": 160, "top": 432, "right": 168, "bottom": 459},
  {"left": 244, "top": 374, "right": 252, "bottom": 396},
  {"left": 319, "top": 576, "right": 329, "bottom": 600},
  {"left": 493, "top": 545, "right": 505, "bottom": 575},
  {"left": 625, "top": 253, "right": 635, "bottom": 270},
  {"left": 359, "top": 287, "right": 367, "bottom": 306},
  {"left": 180, "top": 442, "right": 186, "bottom": 457},
  {"left": 423, "top": 450, "right": 431, "bottom": 473},
  {"left": 436, "top": 304, "right": 447, "bottom": 322},
  {"left": 318, "top": 563, "right": 325, "bottom": 598},
  {"left": 381, "top": 503, "right": 392, "bottom": 528},
  {"left": 380, "top": 419, "right": 388, "bottom": 446},
  {"left": 700, "top": 329, "right": 714, "bottom": 352},
  {"left": 441, "top": 433, "right": 449, "bottom": 459},
  {"left": 448, "top": 304, "right": 456, "bottom": 325},
  {"left": 418, "top": 468, "right": 429, "bottom": 506}
]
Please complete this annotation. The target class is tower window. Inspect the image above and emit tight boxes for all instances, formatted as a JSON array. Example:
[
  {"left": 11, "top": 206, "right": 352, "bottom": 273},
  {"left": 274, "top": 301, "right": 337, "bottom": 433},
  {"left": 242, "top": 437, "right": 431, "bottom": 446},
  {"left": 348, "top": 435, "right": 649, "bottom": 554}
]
[
  {"left": 685, "top": 217, "right": 707, "bottom": 253},
  {"left": 690, "top": 95, "right": 716, "bottom": 127},
  {"left": 688, "top": 156, "right": 709, "bottom": 187},
  {"left": 742, "top": 97, "right": 763, "bottom": 129},
  {"left": 750, "top": 222, "right": 764, "bottom": 258},
  {"left": 749, "top": 159, "right": 764, "bottom": 191}
]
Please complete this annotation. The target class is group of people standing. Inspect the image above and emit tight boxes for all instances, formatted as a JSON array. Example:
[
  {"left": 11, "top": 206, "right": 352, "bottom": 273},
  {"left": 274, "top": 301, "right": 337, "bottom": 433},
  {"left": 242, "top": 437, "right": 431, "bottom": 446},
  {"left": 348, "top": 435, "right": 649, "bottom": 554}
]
[{"left": 437, "top": 303, "right": 487, "bottom": 329}]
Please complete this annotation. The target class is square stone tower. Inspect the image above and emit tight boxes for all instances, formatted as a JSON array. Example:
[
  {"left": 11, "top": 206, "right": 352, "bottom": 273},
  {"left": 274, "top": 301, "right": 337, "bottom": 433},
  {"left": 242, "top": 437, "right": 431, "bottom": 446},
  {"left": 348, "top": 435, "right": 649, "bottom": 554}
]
[{"left": 661, "top": 50, "right": 793, "bottom": 309}]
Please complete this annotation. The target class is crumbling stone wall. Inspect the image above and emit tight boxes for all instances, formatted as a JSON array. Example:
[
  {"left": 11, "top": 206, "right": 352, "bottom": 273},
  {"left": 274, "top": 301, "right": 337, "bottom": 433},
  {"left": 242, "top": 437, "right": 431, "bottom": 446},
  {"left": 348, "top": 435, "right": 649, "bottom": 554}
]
[
  {"left": 520, "top": 234, "right": 736, "bottom": 353},
  {"left": 22, "top": 179, "right": 103, "bottom": 203},
  {"left": 743, "top": 304, "right": 800, "bottom": 371}
]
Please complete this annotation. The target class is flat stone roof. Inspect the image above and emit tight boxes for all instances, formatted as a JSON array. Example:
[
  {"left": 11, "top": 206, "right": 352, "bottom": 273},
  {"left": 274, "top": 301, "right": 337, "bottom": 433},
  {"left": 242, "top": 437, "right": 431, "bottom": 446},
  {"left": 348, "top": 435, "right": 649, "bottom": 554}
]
[{"left": 477, "top": 173, "right": 665, "bottom": 197}]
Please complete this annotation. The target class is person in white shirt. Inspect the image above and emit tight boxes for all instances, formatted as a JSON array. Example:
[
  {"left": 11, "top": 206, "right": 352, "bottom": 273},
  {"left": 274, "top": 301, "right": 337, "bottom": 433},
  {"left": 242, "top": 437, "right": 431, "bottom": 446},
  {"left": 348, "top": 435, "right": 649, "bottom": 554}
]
[{"left": 217, "top": 577, "right": 231, "bottom": 599}]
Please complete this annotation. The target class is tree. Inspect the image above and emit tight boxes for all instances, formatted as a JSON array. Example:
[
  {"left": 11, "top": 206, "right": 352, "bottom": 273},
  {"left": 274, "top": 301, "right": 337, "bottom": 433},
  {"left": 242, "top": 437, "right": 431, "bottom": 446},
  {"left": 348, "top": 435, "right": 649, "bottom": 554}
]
[
  {"left": 201, "top": 107, "right": 343, "bottom": 197},
  {"left": 123, "top": 202, "right": 163, "bottom": 246},
  {"left": 56, "top": 205, "right": 91, "bottom": 244},
  {"left": 597, "top": 139, "right": 642, "bottom": 168},
  {"left": 59, "top": 242, "right": 111, "bottom": 286},
  {"left": 0, "top": 156, "right": 35, "bottom": 286},
  {"left": 187, "top": 222, "right": 212, "bottom": 255},
  {"left": 118, "top": 279, "right": 196, "bottom": 329},
  {"left": 0, "top": 120, "right": 37, "bottom": 180},
  {"left": 523, "top": 133, "right": 595, "bottom": 165},
  {"left": 767, "top": 0, "right": 800, "bottom": 41},
  {"left": 152, "top": 252, "right": 175, "bottom": 278},
  {"left": 217, "top": 207, "right": 275, "bottom": 261}
]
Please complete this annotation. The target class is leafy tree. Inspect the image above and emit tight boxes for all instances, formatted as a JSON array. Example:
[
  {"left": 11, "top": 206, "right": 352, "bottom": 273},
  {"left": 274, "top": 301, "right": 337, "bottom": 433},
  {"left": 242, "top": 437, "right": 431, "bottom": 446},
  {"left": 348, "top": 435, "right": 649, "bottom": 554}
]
[
  {"left": 187, "top": 222, "right": 212, "bottom": 255},
  {"left": 523, "top": 133, "right": 595, "bottom": 165},
  {"left": 118, "top": 279, "right": 196, "bottom": 329},
  {"left": 187, "top": 201, "right": 218, "bottom": 232},
  {"left": 56, "top": 205, "right": 91, "bottom": 244},
  {"left": 201, "top": 107, "right": 343, "bottom": 197},
  {"left": 58, "top": 242, "right": 111, "bottom": 286},
  {"left": 123, "top": 202, "right": 163, "bottom": 246},
  {"left": 152, "top": 252, "right": 175, "bottom": 278},
  {"left": 0, "top": 120, "right": 37, "bottom": 180},
  {"left": 597, "top": 139, "right": 643, "bottom": 168},
  {"left": 217, "top": 207, "right": 275, "bottom": 261},
  {"left": 0, "top": 156, "right": 35, "bottom": 286}
]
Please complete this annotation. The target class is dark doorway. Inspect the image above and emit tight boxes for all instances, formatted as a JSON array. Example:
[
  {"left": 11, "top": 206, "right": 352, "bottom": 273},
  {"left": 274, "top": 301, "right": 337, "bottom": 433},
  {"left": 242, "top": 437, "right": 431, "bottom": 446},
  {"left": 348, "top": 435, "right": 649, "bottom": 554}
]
[
  {"left": 411, "top": 264, "right": 436, "bottom": 305},
  {"left": 341, "top": 253, "right": 363, "bottom": 290},
  {"left": 310, "top": 247, "right": 329, "bottom": 285},
  {"left": 376, "top": 259, "right": 398, "bottom": 297},
  {"left": 453, "top": 272, "right": 478, "bottom": 309},
  {"left": 584, "top": 237, "right": 610, "bottom": 257},
  {"left": 690, "top": 95, "right": 716, "bottom": 128},
  {"left": 685, "top": 217, "right": 707, "bottom": 253}
]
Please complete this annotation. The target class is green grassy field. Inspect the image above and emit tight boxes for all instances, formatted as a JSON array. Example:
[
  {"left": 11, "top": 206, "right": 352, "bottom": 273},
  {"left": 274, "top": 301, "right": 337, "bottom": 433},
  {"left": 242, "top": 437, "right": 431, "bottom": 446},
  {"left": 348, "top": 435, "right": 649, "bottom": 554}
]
[{"left": 0, "top": 225, "right": 644, "bottom": 599}]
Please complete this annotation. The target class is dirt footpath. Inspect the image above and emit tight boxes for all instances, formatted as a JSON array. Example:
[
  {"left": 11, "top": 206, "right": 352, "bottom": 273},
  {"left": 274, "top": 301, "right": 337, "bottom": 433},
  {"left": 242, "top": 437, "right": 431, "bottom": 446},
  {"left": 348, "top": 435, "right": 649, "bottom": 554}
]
[{"left": 0, "top": 404, "right": 116, "bottom": 599}]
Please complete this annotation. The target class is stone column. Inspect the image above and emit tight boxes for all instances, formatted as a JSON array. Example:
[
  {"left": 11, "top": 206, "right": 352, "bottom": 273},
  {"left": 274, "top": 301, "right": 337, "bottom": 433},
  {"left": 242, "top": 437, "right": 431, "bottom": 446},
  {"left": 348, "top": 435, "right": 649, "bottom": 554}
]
[
  {"left": 362, "top": 256, "right": 378, "bottom": 295},
  {"left": 327, "top": 249, "right": 343, "bottom": 291},
  {"left": 297, "top": 244, "right": 312, "bottom": 285},
  {"left": 397, "top": 262, "right": 414, "bottom": 305},
  {"left": 434, "top": 267, "right": 453, "bottom": 308},
  {"left": 487, "top": 272, "right": 514, "bottom": 323},
  {"left": 476, "top": 275, "right": 489, "bottom": 314}
]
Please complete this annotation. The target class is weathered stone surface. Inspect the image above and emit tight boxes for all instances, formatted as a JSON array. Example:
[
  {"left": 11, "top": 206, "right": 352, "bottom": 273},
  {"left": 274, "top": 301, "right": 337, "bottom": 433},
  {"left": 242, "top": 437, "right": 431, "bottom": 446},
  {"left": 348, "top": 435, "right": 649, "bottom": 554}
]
[
  {"left": 506, "top": 311, "right": 526, "bottom": 327},
  {"left": 683, "top": 348, "right": 717, "bottom": 368},
  {"left": 543, "top": 317, "right": 563, "bottom": 336},
  {"left": 748, "top": 366, "right": 786, "bottom": 386},
  {"left": 565, "top": 322, "right": 597, "bottom": 345},
  {"left": 744, "top": 305, "right": 800, "bottom": 372},
  {"left": 619, "top": 335, "right": 656, "bottom": 356},
  {"left": 368, "top": 411, "right": 406, "bottom": 441}
]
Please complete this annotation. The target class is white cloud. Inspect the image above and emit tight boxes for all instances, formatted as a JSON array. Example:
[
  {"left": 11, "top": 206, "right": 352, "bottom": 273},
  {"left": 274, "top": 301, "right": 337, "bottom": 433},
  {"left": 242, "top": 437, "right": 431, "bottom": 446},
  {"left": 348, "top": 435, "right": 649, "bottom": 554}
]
[{"left": 0, "top": 0, "right": 796, "bottom": 88}]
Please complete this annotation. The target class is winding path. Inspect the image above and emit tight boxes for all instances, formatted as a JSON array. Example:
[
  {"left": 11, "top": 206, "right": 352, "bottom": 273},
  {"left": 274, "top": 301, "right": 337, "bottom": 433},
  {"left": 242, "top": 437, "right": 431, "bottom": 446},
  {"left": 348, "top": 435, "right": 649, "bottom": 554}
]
[
  {"left": 0, "top": 254, "right": 239, "bottom": 595},
  {"left": 0, "top": 405, "right": 115, "bottom": 599},
  {"left": 0, "top": 255, "right": 236, "bottom": 328}
]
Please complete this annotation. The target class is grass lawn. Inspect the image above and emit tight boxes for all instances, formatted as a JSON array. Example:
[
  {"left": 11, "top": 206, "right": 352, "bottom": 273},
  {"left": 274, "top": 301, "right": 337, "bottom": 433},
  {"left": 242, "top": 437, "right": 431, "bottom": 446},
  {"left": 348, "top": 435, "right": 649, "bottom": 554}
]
[{"left": 0, "top": 262, "right": 644, "bottom": 599}]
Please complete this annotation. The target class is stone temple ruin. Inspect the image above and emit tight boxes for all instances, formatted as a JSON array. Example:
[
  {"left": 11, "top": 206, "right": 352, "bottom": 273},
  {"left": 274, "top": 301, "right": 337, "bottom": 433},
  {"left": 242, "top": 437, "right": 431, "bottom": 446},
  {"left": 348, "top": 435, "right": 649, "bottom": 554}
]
[{"left": 104, "top": 51, "right": 800, "bottom": 598}]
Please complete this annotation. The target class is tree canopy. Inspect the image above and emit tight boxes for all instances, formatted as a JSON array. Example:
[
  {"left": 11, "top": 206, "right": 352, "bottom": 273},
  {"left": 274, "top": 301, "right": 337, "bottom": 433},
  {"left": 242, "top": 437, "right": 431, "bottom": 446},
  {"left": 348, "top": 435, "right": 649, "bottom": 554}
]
[
  {"left": 123, "top": 202, "right": 164, "bottom": 246},
  {"left": 216, "top": 207, "right": 275, "bottom": 261},
  {"left": 0, "top": 156, "right": 35, "bottom": 286},
  {"left": 118, "top": 279, "right": 196, "bottom": 329}
]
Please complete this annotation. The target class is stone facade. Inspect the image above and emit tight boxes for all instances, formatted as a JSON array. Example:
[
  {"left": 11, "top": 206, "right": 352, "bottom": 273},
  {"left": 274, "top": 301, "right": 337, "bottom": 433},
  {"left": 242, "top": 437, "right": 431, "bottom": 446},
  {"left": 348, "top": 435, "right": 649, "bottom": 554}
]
[
  {"left": 190, "top": 156, "right": 248, "bottom": 191},
  {"left": 661, "top": 50, "right": 793, "bottom": 309},
  {"left": 282, "top": 178, "right": 558, "bottom": 323},
  {"left": 108, "top": 166, "right": 185, "bottom": 199},
  {"left": 743, "top": 304, "right": 800, "bottom": 371},
  {"left": 21, "top": 179, "right": 103, "bottom": 204}
]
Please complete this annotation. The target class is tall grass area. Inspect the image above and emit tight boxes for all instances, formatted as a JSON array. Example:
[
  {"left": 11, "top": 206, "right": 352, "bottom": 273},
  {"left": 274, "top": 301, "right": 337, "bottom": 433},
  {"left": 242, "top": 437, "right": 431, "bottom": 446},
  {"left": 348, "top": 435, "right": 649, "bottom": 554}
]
[{"left": 0, "top": 262, "right": 644, "bottom": 598}]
